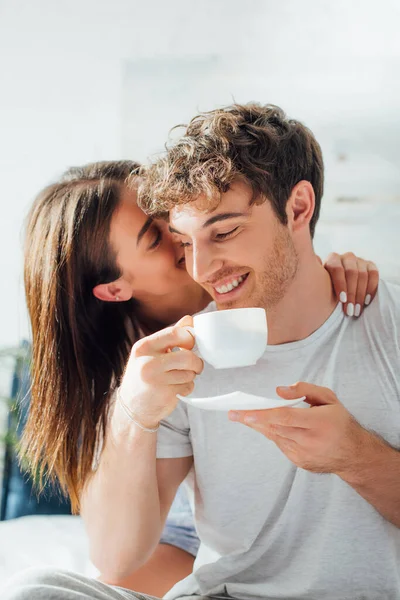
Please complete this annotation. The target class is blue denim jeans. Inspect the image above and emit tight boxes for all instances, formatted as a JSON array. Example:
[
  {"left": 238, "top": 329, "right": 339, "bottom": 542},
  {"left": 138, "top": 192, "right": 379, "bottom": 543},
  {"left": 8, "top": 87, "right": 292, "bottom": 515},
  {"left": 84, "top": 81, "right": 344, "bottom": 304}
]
[{"left": 159, "top": 484, "right": 199, "bottom": 557}]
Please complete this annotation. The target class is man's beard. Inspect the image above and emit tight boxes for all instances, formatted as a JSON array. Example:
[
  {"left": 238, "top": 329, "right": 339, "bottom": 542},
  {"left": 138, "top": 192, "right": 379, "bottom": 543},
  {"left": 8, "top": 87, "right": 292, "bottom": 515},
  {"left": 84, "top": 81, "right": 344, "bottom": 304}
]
[
  {"left": 255, "top": 226, "right": 299, "bottom": 309},
  {"left": 221, "top": 225, "right": 299, "bottom": 310}
]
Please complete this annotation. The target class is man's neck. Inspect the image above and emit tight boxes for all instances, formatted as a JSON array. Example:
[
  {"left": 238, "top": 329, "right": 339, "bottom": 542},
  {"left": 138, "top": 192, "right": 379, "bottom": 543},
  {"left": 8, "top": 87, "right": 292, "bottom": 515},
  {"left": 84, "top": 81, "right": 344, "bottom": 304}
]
[{"left": 266, "top": 252, "right": 337, "bottom": 346}]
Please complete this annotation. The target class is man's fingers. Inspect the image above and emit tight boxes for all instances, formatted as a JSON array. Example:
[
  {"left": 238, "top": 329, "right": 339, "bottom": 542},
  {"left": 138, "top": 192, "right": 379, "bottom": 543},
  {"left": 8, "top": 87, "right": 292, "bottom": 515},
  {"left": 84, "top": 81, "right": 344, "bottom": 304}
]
[
  {"left": 277, "top": 382, "right": 338, "bottom": 406},
  {"left": 273, "top": 434, "right": 299, "bottom": 456},
  {"left": 229, "top": 406, "right": 314, "bottom": 429},
  {"left": 229, "top": 411, "right": 302, "bottom": 451},
  {"left": 258, "top": 423, "right": 308, "bottom": 442}
]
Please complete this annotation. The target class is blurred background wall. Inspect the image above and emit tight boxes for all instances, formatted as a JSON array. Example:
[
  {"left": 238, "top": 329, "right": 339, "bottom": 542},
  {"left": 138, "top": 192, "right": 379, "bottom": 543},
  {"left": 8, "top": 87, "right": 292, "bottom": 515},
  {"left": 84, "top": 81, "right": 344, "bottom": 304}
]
[{"left": 0, "top": 0, "right": 399, "bottom": 347}]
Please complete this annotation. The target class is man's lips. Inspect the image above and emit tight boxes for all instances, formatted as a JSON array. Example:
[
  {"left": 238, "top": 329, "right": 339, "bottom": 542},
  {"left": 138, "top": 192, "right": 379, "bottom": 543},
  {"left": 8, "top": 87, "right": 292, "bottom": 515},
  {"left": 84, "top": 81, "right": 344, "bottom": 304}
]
[
  {"left": 209, "top": 272, "right": 250, "bottom": 297},
  {"left": 208, "top": 272, "right": 249, "bottom": 289}
]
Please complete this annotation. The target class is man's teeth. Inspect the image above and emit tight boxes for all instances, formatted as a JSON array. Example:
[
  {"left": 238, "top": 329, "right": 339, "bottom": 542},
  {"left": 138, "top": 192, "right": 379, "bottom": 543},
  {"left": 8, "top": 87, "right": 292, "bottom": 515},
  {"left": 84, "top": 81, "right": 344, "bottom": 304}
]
[{"left": 215, "top": 275, "right": 245, "bottom": 294}]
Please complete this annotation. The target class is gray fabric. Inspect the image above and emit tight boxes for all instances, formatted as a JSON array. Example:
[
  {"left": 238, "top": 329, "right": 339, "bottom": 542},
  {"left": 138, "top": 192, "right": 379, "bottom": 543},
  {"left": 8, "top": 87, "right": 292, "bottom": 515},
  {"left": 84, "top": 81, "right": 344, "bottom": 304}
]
[
  {"left": 160, "top": 483, "right": 199, "bottom": 557},
  {"left": 157, "top": 281, "right": 400, "bottom": 600},
  {"left": 1, "top": 568, "right": 157, "bottom": 600},
  {"left": 0, "top": 567, "right": 220, "bottom": 600}
]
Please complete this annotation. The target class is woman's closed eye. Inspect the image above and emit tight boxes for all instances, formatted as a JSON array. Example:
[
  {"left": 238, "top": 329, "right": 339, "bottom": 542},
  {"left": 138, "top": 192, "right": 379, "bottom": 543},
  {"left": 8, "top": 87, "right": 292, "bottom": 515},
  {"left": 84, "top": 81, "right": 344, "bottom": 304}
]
[{"left": 148, "top": 226, "right": 163, "bottom": 250}]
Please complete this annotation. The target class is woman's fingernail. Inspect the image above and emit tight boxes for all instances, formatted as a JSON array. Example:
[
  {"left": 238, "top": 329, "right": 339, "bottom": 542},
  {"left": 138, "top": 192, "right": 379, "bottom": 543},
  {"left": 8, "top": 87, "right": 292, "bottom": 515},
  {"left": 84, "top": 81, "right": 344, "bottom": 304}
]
[
  {"left": 278, "top": 386, "right": 292, "bottom": 391},
  {"left": 229, "top": 411, "right": 240, "bottom": 421},
  {"left": 354, "top": 303, "right": 361, "bottom": 317},
  {"left": 339, "top": 291, "right": 347, "bottom": 303},
  {"left": 365, "top": 294, "right": 372, "bottom": 306},
  {"left": 347, "top": 303, "right": 354, "bottom": 317}
]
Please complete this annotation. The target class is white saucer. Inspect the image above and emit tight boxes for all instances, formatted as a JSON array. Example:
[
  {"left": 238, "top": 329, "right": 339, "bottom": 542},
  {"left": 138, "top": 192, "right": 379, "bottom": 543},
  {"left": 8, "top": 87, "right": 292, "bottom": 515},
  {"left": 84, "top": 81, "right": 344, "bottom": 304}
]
[{"left": 177, "top": 391, "right": 306, "bottom": 411}]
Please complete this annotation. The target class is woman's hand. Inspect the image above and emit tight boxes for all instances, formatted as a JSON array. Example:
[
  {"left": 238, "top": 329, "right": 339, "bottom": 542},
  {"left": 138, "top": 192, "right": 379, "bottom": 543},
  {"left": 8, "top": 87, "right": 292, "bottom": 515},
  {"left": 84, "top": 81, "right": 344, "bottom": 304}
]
[
  {"left": 324, "top": 252, "right": 379, "bottom": 317},
  {"left": 117, "top": 316, "right": 203, "bottom": 430}
]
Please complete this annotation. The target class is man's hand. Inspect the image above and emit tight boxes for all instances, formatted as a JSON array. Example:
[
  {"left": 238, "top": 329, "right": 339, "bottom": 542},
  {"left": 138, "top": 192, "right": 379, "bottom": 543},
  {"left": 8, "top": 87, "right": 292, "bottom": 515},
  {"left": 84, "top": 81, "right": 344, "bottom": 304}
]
[{"left": 229, "top": 382, "right": 373, "bottom": 477}]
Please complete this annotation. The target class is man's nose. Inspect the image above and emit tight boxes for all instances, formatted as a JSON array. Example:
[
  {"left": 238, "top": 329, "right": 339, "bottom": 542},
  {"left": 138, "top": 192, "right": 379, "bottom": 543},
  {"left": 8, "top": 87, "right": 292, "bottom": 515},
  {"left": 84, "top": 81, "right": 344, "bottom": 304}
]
[{"left": 190, "top": 244, "right": 223, "bottom": 284}]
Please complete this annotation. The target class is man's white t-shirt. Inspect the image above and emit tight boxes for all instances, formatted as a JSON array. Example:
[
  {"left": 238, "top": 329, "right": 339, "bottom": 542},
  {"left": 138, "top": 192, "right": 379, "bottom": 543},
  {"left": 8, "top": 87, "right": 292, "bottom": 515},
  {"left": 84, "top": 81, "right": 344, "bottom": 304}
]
[{"left": 157, "top": 280, "right": 400, "bottom": 600}]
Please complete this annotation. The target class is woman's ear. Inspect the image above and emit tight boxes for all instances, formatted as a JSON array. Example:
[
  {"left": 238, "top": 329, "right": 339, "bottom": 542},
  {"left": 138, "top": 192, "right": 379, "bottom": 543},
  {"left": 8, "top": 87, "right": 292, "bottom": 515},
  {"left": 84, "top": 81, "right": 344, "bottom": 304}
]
[
  {"left": 92, "top": 278, "right": 133, "bottom": 302},
  {"left": 286, "top": 180, "right": 315, "bottom": 234}
]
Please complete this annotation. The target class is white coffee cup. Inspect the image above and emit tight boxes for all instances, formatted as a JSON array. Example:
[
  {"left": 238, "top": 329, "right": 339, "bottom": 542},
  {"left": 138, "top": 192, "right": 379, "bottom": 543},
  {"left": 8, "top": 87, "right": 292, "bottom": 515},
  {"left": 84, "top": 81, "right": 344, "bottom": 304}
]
[{"left": 192, "top": 307, "right": 267, "bottom": 369}]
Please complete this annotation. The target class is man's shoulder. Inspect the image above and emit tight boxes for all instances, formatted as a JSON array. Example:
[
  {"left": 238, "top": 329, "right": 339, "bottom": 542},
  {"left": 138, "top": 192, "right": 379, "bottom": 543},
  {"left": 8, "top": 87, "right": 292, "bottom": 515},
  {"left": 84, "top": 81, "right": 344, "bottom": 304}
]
[
  {"left": 372, "top": 279, "right": 400, "bottom": 314},
  {"left": 363, "top": 279, "right": 400, "bottom": 343}
]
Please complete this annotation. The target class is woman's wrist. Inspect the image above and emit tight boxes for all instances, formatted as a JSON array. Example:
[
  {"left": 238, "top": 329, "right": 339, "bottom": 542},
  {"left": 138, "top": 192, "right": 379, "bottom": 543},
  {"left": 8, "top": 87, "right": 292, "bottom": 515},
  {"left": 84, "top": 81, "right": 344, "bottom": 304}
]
[
  {"left": 109, "top": 399, "right": 157, "bottom": 446},
  {"left": 115, "top": 387, "right": 161, "bottom": 432}
]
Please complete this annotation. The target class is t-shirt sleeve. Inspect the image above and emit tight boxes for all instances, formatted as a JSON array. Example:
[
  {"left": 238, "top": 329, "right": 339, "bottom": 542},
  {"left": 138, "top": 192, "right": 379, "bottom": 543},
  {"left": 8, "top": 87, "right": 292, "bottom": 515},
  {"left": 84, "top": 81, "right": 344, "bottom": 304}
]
[{"left": 156, "top": 400, "right": 193, "bottom": 458}]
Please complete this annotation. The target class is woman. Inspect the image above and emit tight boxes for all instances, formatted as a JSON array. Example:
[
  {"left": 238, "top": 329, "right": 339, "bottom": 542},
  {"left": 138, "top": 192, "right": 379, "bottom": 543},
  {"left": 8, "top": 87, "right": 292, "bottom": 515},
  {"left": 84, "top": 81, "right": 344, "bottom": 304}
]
[{"left": 21, "top": 160, "right": 378, "bottom": 597}]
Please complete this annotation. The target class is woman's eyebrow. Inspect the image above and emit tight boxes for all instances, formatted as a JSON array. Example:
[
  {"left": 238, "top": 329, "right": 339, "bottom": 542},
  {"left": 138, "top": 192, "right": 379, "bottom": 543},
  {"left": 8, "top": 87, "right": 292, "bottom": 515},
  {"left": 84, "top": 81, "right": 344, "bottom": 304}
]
[{"left": 169, "top": 225, "right": 183, "bottom": 235}]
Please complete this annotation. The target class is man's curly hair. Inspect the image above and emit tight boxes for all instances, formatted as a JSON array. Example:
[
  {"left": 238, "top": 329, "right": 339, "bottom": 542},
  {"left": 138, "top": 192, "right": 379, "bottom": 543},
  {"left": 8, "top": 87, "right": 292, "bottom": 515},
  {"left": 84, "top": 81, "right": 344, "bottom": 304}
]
[{"left": 138, "top": 103, "right": 324, "bottom": 238}]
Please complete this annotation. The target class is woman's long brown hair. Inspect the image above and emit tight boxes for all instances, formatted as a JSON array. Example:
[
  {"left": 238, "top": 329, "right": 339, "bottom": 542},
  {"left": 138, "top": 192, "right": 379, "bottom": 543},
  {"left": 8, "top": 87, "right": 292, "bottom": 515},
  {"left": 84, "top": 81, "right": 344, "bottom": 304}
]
[{"left": 22, "top": 160, "right": 143, "bottom": 513}]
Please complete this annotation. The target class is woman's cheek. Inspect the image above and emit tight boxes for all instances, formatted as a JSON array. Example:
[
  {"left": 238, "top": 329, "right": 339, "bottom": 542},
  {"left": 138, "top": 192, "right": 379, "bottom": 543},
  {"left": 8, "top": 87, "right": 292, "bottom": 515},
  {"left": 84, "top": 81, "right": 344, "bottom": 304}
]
[{"left": 152, "top": 255, "right": 174, "bottom": 280}]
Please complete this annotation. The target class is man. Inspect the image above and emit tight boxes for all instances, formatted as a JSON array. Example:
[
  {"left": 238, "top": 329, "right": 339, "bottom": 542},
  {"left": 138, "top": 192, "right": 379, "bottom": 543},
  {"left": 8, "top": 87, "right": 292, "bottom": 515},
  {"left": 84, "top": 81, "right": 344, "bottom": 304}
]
[
  {"left": 4, "top": 104, "right": 399, "bottom": 600},
  {"left": 137, "top": 103, "right": 400, "bottom": 599}
]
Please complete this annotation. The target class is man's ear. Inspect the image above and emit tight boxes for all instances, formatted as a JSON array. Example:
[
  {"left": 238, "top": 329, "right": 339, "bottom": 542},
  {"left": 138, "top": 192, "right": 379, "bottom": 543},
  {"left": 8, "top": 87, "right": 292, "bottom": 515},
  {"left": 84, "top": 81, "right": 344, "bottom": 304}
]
[
  {"left": 286, "top": 180, "right": 315, "bottom": 233},
  {"left": 92, "top": 278, "right": 133, "bottom": 302}
]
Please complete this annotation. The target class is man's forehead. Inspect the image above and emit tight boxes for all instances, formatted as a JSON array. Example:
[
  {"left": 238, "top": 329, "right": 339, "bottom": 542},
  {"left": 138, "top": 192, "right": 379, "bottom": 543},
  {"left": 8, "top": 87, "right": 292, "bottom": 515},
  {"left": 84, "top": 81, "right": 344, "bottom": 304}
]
[
  {"left": 169, "top": 181, "right": 253, "bottom": 232},
  {"left": 169, "top": 202, "right": 206, "bottom": 225}
]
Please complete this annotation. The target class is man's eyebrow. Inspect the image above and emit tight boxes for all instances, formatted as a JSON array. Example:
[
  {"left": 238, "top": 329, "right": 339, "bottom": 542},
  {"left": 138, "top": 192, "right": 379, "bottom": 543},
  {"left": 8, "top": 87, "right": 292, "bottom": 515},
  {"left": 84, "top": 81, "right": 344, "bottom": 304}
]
[
  {"left": 202, "top": 212, "right": 247, "bottom": 228},
  {"left": 168, "top": 212, "right": 247, "bottom": 235},
  {"left": 137, "top": 217, "right": 153, "bottom": 247}
]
